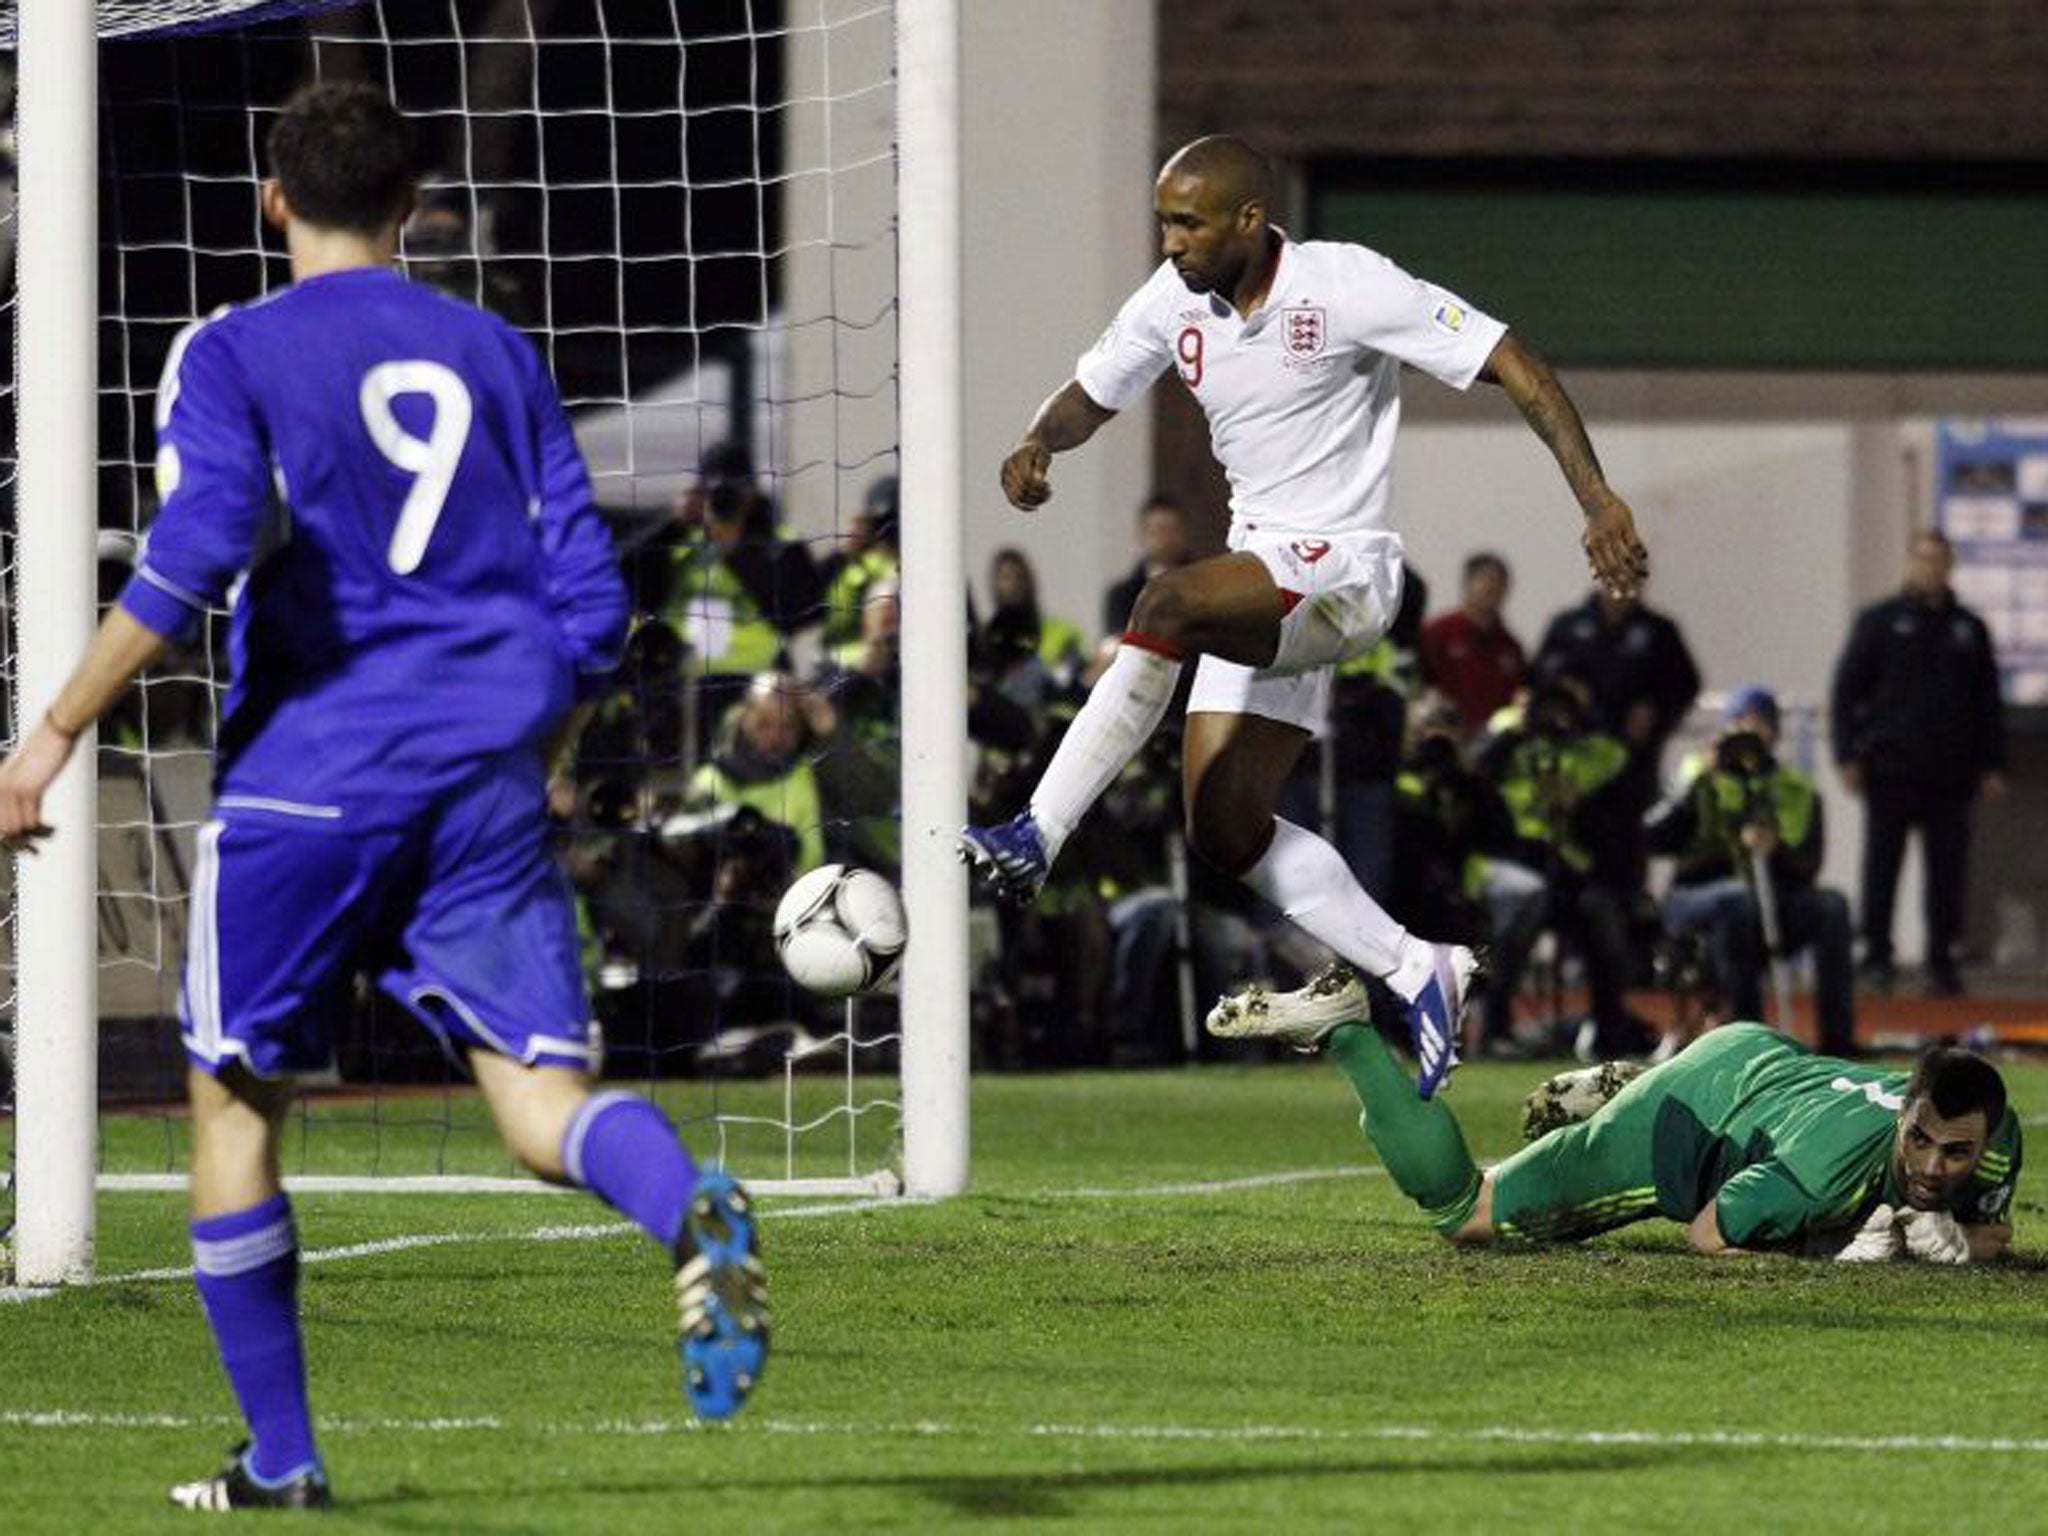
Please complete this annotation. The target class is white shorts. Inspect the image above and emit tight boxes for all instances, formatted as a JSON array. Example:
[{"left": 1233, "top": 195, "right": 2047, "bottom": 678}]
[{"left": 1184, "top": 526, "right": 1404, "bottom": 733}]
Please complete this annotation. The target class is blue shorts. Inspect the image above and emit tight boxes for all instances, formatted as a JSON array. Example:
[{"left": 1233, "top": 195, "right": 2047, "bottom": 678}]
[{"left": 181, "top": 757, "right": 596, "bottom": 1079}]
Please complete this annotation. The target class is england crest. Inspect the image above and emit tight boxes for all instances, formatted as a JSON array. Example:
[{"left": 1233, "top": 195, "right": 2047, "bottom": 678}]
[{"left": 1283, "top": 305, "right": 1326, "bottom": 359}]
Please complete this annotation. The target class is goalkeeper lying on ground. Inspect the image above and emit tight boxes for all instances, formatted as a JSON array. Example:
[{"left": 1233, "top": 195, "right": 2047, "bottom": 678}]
[{"left": 1210, "top": 970, "right": 2018, "bottom": 1260}]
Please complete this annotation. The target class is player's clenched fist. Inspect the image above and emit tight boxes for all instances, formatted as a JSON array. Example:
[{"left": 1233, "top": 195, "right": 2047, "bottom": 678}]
[
  {"left": 1899, "top": 1208, "right": 1971, "bottom": 1265},
  {"left": 1581, "top": 491, "right": 1649, "bottom": 601},
  {"left": 1001, "top": 438, "right": 1053, "bottom": 511}
]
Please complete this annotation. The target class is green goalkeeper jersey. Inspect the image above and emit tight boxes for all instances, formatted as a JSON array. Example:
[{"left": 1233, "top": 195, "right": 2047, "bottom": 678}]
[{"left": 1643, "top": 1024, "right": 2021, "bottom": 1247}]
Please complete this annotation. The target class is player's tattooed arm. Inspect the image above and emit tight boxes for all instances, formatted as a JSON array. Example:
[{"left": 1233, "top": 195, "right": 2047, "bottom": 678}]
[
  {"left": 1001, "top": 380, "right": 1117, "bottom": 511},
  {"left": 1480, "top": 333, "right": 1649, "bottom": 601}
]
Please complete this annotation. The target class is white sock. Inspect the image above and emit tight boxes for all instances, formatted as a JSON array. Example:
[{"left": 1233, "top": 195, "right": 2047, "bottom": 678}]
[
  {"left": 1241, "top": 817, "right": 1431, "bottom": 989},
  {"left": 1028, "top": 640, "right": 1181, "bottom": 860}
]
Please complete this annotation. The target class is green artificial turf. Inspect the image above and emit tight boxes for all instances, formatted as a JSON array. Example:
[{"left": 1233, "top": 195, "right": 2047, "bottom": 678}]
[{"left": 5, "top": 1058, "right": 2047, "bottom": 1531}]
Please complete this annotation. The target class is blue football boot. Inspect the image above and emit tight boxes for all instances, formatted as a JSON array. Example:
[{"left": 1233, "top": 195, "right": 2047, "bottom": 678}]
[
  {"left": 674, "top": 1171, "right": 769, "bottom": 1421},
  {"left": 1398, "top": 943, "right": 1479, "bottom": 1099},
  {"left": 957, "top": 811, "right": 1052, "bottom": 904}
]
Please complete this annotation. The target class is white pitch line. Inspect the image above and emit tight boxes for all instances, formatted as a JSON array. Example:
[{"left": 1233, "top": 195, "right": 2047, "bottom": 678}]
[
  {"left": 1056, "top": 1166, "right": 1383, "bottom": 1199},
  {"left": 1, "top": 1408, "right": 2044, "bottom": 1458},
  {"left": 3, "top": 1171, "right": 1366, "bottom": 1302}
]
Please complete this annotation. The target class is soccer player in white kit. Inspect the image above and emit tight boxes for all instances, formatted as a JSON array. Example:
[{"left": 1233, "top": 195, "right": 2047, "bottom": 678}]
[{"left": 959, "top": 136, "right": 1649, "bottom": 1097}]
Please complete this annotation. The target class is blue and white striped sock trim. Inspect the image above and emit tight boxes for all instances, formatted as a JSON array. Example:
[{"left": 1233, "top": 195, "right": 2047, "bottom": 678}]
[
  {"left": 191, "top": 1216, "right": 297, "bottom": 1278},
  {"left": 560, "top": 1090, "right": 642, "bottom": 1189}
]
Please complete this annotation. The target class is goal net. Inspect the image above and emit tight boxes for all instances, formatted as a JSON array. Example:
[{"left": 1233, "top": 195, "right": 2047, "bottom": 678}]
[{"left": 3, "top": 0, "right": 924, "bottom": 1247}]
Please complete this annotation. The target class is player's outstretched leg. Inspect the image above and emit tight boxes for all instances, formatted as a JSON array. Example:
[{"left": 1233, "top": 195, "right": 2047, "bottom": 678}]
[
  {"left": 1206, "top": 993, "right": 1484, "bottom": 1231},
  {"left": 480, "top": 1061, "right": 771, "bottom": 1421},
  {"left": 959, "top": 633, "right": 1184, "bottom": 902},
  {"left": 556, "top": 1089, "right": 769, "bottom": 1420},
  {"left": 1327, "top": 1024, "right": 1490, "bottom": 1236},
  {"left": 1329, "top": 1023, "right": 1485, "bottom": 1236},
  {"left": 673, "top": 1172, "right": 770, "bottom": 1420}
]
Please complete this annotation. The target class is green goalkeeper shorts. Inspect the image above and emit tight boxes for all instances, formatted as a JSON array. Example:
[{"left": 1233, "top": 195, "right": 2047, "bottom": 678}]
[{"left": 1489, "top": 1064, "right": 1670, "bottom": 1244}]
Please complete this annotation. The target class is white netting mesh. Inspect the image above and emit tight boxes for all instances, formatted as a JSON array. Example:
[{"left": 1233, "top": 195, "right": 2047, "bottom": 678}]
[{"left": 3, "top": 0, "right": 905, "bottom": 1198}]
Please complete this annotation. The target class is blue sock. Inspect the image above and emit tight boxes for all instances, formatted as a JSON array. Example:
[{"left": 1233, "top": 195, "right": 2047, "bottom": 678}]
[
  {"left": 562, "top": 1091, "right": 699, "bottom": 1250},
  {"left": 191, "top": 1194, "right": 320, "bottom": 1484}
]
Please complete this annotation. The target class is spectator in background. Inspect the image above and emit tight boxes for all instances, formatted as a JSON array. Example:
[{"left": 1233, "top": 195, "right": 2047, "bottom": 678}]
[
  {"left": 990, "top": 547, "right": 1089, "bottom": 689},
  {"left": 1648, "top": 685, "right": 1856, "bottom": 1056},
  {"left": 658, "top": 442, "right": 824, "bottom": 751},
  {"left": 1831, "top": 529, "right": 2008, "bottom": 996},
  {"left": 1532, "top": 578, "right": 1700, "bottom": 888},
  {"left": 687, "top": 671, "right": 837, "bottom": 873},
  {"left": 1393, "top": 692, "right": 1541, "bottom": 1056},
  {"left": 810, "top": 581, "right": 908, "bottom": 876},
  {"left": 1420, "top": 550, "right": 1526, "bottom": 735},
  {"left": 1102, "top": 493, "right": 1194, "bottom": 635},
  {"left": 818, "top": 474, "right": 900, "bottom": 668},
  {"left": 1482, "top": 677, "right": 1648, "bottom": 1058}
]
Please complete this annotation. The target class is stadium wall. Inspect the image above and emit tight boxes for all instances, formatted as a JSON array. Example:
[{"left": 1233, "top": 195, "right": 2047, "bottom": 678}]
[{"left": 958, "top": 0, "right": 1158, "bottom": 637}]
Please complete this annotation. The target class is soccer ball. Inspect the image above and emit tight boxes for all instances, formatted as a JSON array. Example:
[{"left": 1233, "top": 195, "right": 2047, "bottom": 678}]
[{"left": 773, "top": 864, "right": 907, "bottom": 998}]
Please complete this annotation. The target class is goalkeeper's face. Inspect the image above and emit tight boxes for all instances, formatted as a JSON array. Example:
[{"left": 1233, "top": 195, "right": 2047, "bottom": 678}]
[{"left": 1892, "top": 1100, "right": 1991, "bottom": 1211}]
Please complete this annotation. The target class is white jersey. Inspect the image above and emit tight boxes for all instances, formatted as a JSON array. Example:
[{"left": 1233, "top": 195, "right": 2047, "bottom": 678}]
[{"left": 1074, "top": 236, "right": 1505, "bottom": 537}]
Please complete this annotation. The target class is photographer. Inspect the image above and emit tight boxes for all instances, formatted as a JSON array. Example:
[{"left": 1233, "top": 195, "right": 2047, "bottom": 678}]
[
  {"left": 657, "top": 442, "right": 825, "bottom": 753},
  {"left": 1394, "top": 693, "right": 1543, "bottom": 1055},
  {"left": 687, "top": 670, "right": 837, "bottom": 873},
  {"left": 1481, "top": 676, "right": 1648, "bottom": 1058},
  {"left": 1647, "top": 686, "right": 1856, "bottom": 1057}
]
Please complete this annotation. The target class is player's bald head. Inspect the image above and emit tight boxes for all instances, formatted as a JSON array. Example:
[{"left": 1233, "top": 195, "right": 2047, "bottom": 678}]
[{"left": 1159, "top": 136, "right": 1274, "bottom": 216}]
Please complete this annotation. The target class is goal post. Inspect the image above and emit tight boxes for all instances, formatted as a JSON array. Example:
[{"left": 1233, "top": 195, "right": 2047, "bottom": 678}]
[
  {"left": 10, "top": 0, "right": 103, "bottom": 1287},
  {"left": 894, "top": 0, "right": 969, "bottom": 1199},
  {"left": 4, "top": 0, "right": 971, "bottom": 1282}
]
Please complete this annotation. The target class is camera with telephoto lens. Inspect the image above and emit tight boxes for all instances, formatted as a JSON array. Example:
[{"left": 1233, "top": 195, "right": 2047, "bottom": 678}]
[
  {"left": 1408, "top": 732, "right": 1463, "bottom": 782},
  {"left": 1713, "top": 728, "right": 1773, "bottom": 780}
]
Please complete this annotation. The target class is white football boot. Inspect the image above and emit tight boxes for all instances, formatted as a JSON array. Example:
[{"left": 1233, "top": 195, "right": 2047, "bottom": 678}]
[{"left": 1205, "top": 962, "right": 1369, "bottom": 1052}]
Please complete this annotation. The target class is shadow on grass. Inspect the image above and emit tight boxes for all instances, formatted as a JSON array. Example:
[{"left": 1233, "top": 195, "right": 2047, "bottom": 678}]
[
  {"left": 328, "top": 1446, "right": 1695, "bottom": 1523},
  {"left": 880, "top": 1448, "right": 1680, "bottom": 1520}
]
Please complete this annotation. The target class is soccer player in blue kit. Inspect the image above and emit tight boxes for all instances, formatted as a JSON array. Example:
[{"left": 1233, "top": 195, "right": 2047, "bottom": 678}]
[{"left": 0, "top": 84, "right": 767, "bottom": 1510}]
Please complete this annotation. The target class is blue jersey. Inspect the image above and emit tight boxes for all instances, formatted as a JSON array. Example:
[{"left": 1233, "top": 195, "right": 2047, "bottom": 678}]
[{"left": 121, "top": 267, "right": 627, "bottom": 819}]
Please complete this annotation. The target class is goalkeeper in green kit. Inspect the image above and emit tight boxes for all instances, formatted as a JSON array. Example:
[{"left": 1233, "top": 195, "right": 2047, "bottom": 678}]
[{"left": 1210, "top": 971, "right": 2018, "bottom": 1260}]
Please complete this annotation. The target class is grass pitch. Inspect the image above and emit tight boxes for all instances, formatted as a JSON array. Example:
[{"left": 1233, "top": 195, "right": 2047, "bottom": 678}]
[{"left": 5, "top": 1058, "right": 2048, "bottom": 1532}]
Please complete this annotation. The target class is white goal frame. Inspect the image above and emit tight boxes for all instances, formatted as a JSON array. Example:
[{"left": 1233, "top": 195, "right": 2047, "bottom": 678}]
[{"left": 9, "top": 0, "right": 969, "bottom": 1285}]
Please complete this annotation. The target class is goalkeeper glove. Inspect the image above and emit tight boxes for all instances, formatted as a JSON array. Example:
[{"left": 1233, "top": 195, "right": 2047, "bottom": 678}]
[
  {"left": 1899, "top": 1208, "right": 1971, "bottom": 1265},
  {"left": 1831, "top": 1203, "right": 1902, "bottom": 1263}
]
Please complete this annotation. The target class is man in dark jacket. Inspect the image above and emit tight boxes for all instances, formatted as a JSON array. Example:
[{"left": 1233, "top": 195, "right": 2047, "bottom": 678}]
[
  {"left": 1532, "top": 582, "right": 1701, "bottom": 891},
  {"left": 1831, "top": 530, "right": 2008, "bottom": 995}
]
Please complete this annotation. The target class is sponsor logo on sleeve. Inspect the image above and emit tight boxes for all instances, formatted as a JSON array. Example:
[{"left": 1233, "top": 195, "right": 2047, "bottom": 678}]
[
  {"left": 1432, "top": 300, "right": 1468, "bottom": 334},
  {"left": 1290, "top": 538, "right": 1332, "bottom": 565}
]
